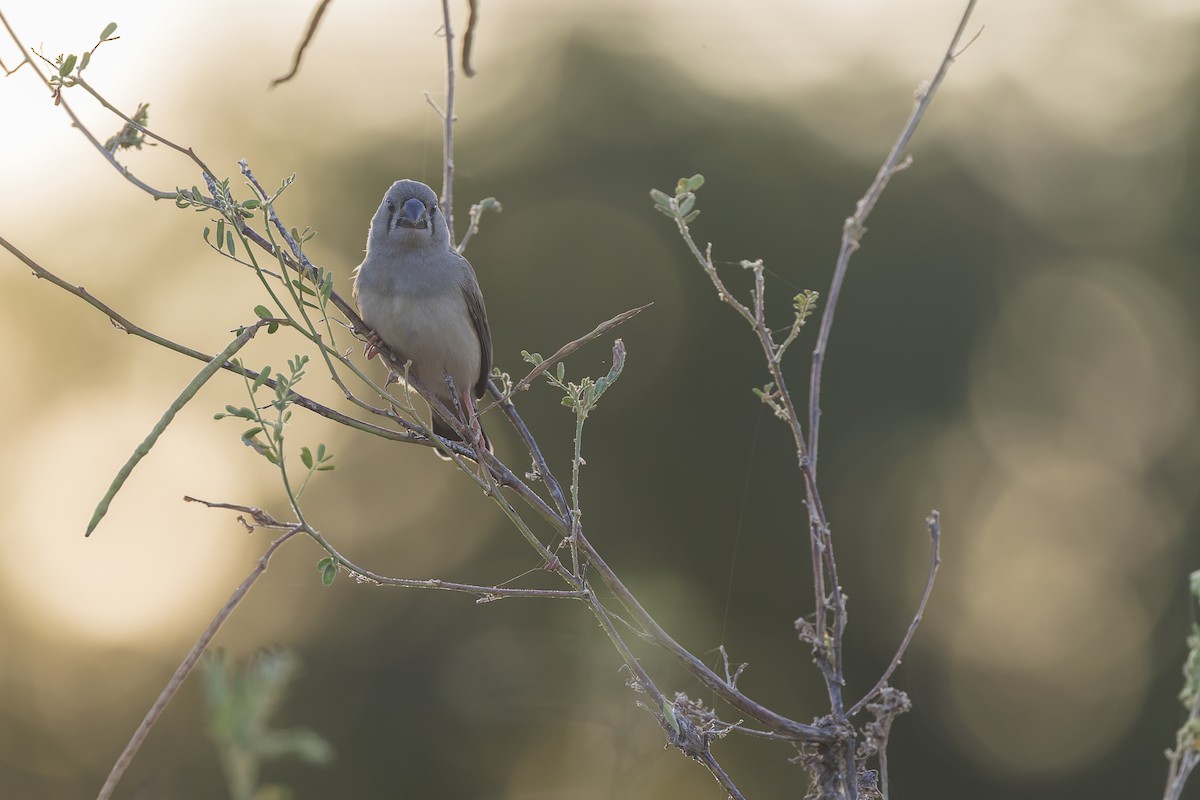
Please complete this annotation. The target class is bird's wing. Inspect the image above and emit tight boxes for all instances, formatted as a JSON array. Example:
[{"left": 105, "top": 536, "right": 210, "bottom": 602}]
[{"left": 458, "top": 267, "right": 493, "bottom": 399}]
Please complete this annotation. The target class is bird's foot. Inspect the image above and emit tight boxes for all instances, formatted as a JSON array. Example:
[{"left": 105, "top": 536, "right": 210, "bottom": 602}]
[{"left": 363, "top": 331, "right": 386, "bottom": 360}]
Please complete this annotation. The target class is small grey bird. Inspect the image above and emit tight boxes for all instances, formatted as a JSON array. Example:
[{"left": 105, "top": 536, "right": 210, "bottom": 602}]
[{"left": 353, "top": 179, "right": 492, "bottom": 454}]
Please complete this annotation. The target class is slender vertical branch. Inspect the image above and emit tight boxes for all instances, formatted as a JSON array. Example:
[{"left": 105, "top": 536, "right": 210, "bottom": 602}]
[
  {"left": 437, "top": 0, "right": 457, "bottom": 242},
  {"left": 807, "top": 0, "right": 979, "bottom": 475},
  {"left": 568, "top": 411, "right": 584, "bottom": 576}
]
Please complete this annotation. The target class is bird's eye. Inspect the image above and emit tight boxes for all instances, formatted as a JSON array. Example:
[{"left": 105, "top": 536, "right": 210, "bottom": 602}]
[{"left": 386, "top": 199, "right": 396, "bottom": 213}]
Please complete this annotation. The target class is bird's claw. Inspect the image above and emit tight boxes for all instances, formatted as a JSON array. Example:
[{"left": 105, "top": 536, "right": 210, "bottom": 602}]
[{"left": 363, "top": 331, "right": 386, "bottom": 360}]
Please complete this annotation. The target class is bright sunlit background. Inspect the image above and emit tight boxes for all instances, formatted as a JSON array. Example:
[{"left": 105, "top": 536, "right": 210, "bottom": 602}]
[{"left": 3, "top": 1, "right": 1200, "bottom": 798}]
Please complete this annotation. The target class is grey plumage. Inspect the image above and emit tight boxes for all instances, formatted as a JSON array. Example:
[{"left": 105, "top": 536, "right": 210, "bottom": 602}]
[{"left": 353, "top": 179, "right": 493, "bottom": 452}]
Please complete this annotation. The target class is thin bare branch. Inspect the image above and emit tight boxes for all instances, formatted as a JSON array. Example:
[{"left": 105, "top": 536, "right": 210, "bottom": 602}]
[
  {"left": 456, "top": 196, "right": 501, "bottom": 254},
  {"left": 95, "top": 527, "right": 303, "bottom": 800},
  {"left": 73, "top": 76, "right": 215, "bottom": 177},
  {"left": 485, "top": 303, "right": 651, "bottom": 412},
  {"left": 1, "top": 50, "right": 25, "bottom": 75},
  {"left": 847, "top": 510, "right": 941, "bottom": 717},
  {"left": 0, "top": 11, "right": 173, "bottom": 199},
  {"left": 574, "top": 531, "right": 834, "bottom": 743},
  {"left": 0, "top": 234, "right": 424, "bottom": 444},
  {"left": 271, "top": 0, "right": 333, "bottom": 88},
  {"left": 697, "top": 750, "right": 746, "bottom": 800},
  {"left": 186, "top": 494, "right": 579, "bottom": 604},
  {"left": 807, "top": 0, "right": 979, "bottom": 475},
  {"left": 436, "top": 0, "right": 458, "bottom": 241},
  {"left": 86, "top": 321, "right": 276, "bottom": 537}
]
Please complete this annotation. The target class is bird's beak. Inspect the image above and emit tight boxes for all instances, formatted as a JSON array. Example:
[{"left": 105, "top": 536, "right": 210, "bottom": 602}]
[{"left": 397, "top": 197, "right": 429, "bottom": 230}]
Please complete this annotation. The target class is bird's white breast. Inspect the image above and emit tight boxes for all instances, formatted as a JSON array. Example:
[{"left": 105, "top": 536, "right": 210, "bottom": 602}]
[{"left": 358, "top": 286, "right": 480, "bottom": 402}]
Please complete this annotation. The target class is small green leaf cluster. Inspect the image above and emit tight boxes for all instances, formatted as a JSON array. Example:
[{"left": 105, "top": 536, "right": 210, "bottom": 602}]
[
  {"left": 288, "top": 262, "right": 335, "bottom": 317},
  {"left": 650, "top": 173, "right": 705, "bottom": 225},
  {"left": 202, "top": 650, "right": 334, "bottom": 800},
  {"left": 794, "top": 289, "right": 820, "bottom": 327},
  {"left": 103, "top": 101, "right": 153, "bottom": 154},
  {"left": 46, "top": 21, "right": 118, "bottom": 94},
  {"left": 1169, "top": 570, "right": 1200, "bottom": 762},
  {"left": 752, "top": 382, "right": 789, "bottom": 421},
  {"left": 213, "top": 354, "right": 334, "bottom": 497},
  {"left": 773, "top": 288, "right": 821, "bottom": 363},
  {"left": 1179, "top": 571, "right": 1200, "bottom": 711},
  {"left": 315, "top": 556, "right": 337, "bottom": 587},
  {"left": 187, "top": 176, "right": 258, "bottom": 220},
  {"left": 473, "top": 196, "right": 501, "bottom": 215},
  {"left": 524, "top": 345, "right": 624, "bottom": 421}
]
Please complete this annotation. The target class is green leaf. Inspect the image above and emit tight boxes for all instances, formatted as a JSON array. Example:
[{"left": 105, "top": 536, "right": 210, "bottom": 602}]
[
  {"left": 252, "top": 367, "right": 271, "bottom": 391},
  {"left": 300, "top": 446, "right": 313, "bottom": 469},
  {"left": 662, "top": 699, "right": 680, "bottom": 736},
  {"left": 58, "top": 54, "right": 77, "bottom": 77},
  {"left": 561, "top": 396, "right": 575, "bottom": 408},
  {"left": 267, "top": 322, "right": 279, "bottom": 334},
  {"left": 242, "top": 198, "right": 261, "bottom": 210},
  {"left": 316, "top": 464, "right": 335, "bottom": 472},
  {"left": 225, "top": 230, "right": 235, "bottom": 257},
  {"left": 316, "top": 443, "right": 327, "bottom": 461},
  {"left": 555, "top": 363, "right": 565, "bottom": 381},
  {"left": 678, "top": 195, "right": 695, "bottom": 217},
  {"left": 215, "top": 219, "right": 225, "bottom": 249},
  {"left": 100, "top": 22, "right": 118, "bottom": 40},
  {"left": 78, "top": 51, "right": 91, "bottom": 71},
  {"left": 254, "top": 305, "right": 272, "bottom": 320},
  {"left": 202, "top": 226, "right": 211, "bottom": 243},
  {"left": 320, "top": 560, "right": 337, "bottom": 586},
  {"left": 649, "top": 188, "right": 671, "bottom": 207},
  {"left": 682, "top": 174, "right": 705, "bottom": 193},
  {"left": 681, "top": 210, "right": 700, "bottom": 224}
]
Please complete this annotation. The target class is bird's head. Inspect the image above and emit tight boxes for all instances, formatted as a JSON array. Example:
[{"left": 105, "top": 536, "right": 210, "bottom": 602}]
[{"left": 367, "top": 179, "right": 449, "bottom": 252}]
